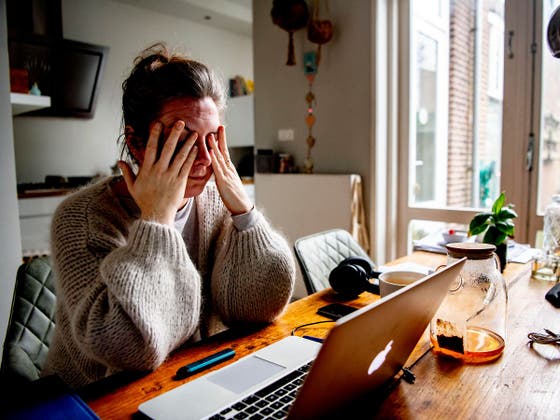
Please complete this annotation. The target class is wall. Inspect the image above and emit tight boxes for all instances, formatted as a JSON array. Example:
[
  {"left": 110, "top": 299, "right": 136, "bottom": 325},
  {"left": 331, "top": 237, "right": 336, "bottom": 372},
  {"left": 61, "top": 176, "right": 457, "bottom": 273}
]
[
  {"left": 13, "top": 0, "right": 253, "bottom": 183},
  {"left": 0, "top": 0, "right": 23, "bottom": 363},
  {"left": 253, "top": 0, "right": 373, "bottom": 225}
]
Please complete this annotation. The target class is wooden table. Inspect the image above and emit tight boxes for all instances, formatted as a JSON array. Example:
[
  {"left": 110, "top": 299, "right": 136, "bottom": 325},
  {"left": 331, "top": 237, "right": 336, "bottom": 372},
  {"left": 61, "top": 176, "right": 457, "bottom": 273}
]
[{"left": 83, "top": 252, "right": 560, "bottom": 418}]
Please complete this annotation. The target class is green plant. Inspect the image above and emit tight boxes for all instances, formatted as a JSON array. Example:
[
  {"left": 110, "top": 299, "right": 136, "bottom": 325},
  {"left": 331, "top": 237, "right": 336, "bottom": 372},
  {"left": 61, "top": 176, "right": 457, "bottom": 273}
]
[{"left": 468, "top": 192, "right": 518, "bottom": 245}]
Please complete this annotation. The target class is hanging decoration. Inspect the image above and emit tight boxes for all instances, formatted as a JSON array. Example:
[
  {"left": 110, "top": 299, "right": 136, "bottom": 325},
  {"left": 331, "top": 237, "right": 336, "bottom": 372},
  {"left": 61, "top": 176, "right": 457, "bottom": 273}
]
[
  {"left": 307, "top": 0, "right": 334, "bottom": 67},
  {"left": 271, "top": 0, "right": 309, "bottom": 66},
  {"left": 302, "top": 0, "right": 334, "bottom": 173},
  {"left": 303, "top": 51, "right": 317, "bottom": 173}
]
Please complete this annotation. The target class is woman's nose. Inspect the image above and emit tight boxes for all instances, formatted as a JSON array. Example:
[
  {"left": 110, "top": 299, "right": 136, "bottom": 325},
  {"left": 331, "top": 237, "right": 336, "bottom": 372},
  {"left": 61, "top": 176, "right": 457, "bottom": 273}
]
[{"left": 195, "top": 135, "right": 212, "bottom": 166}]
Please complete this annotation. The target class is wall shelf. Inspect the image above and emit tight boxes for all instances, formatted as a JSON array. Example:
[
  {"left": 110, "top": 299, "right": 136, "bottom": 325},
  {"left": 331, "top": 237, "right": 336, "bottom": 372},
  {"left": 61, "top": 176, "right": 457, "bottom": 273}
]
[{"left": 10, "top": 93, "right": 51, "bottom": 116}]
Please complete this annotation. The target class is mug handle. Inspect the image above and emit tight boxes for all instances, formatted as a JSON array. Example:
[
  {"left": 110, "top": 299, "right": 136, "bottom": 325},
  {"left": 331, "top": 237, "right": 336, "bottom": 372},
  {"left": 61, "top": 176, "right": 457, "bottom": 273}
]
[{"left": 435, "top": 264, "right": 463, "bottom": 293}]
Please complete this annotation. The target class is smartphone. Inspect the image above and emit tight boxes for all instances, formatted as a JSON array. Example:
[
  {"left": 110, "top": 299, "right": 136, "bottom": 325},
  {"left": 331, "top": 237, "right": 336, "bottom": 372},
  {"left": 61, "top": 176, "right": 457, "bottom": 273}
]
[{"left": 317, "top": 303, "right": 357, "bottom": 320}]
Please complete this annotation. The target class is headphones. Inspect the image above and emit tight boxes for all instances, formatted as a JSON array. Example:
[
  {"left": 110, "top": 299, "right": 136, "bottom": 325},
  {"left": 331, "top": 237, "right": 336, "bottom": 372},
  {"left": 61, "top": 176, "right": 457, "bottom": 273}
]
[{"left": 328, "top": 256, "right": 380, "bottom": 297}]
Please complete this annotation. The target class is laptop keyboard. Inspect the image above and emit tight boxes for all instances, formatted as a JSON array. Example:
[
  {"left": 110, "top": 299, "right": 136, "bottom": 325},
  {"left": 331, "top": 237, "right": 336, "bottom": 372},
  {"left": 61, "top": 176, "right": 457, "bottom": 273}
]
[{"left": 207, "top": 362, "right": 312, "bottom": 420}]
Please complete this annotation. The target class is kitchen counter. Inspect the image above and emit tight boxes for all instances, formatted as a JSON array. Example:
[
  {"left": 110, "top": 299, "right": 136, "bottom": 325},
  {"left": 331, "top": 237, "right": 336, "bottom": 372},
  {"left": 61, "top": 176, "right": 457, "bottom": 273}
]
[{"left": 18, "top": 188, "right": 75, "bottom": 199}]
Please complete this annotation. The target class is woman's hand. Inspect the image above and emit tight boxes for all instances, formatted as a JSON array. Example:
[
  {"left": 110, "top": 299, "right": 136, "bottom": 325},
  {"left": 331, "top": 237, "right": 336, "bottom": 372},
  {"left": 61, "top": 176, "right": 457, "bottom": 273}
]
[
  {"left": 119, "top": 121, "right": 199, "bottom": 226},
  {"left": 208, "top": 126, "right": 253, "bottom": 215}
]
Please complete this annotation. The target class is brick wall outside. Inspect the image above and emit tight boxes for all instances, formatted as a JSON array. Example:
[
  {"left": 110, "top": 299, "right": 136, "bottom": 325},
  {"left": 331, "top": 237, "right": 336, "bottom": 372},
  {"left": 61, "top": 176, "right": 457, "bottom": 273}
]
[{"left": 447, "top": 0, "right": 500, "bottom": 208}]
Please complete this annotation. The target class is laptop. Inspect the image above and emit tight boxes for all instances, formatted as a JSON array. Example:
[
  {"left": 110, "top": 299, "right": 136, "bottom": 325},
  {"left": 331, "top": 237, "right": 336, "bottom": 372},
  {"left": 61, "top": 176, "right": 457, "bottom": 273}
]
[{"left": 138, "top": 258, "right": 466, "bottom": 419}]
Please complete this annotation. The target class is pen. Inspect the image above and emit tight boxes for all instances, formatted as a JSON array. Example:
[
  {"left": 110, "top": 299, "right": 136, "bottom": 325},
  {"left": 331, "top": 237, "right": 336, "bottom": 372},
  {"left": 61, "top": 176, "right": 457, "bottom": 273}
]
[
  {"left": 302, "top": 335, "right": 324, "bottom": 343},
  {"left": 175, "top": 348, "right": 236, "bottom": 379}
]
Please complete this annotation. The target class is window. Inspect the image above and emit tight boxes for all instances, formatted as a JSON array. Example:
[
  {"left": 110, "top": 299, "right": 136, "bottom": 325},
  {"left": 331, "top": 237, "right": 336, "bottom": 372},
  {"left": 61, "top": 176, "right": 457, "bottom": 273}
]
[{"left": 393, "top": 0, "right": 558, "bottom": 257}]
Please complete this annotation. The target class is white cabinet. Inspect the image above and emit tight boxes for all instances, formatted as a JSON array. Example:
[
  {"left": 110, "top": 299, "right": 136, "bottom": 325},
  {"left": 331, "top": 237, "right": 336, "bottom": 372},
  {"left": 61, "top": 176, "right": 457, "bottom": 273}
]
[
  {"left": 255, "top": 174, "right": 365, "bottom": 298},
  {"left": 225, "top": 95, "right": 254, "bottom": 147},
  {"left": 18, "top": 196, "right": 66, "bottom": 257}
]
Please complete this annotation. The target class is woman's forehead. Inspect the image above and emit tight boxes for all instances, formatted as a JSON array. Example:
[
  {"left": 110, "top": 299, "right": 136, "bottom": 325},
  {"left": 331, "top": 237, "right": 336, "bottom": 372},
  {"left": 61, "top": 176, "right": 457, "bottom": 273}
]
[{"left": 157, "top": 97, "right": 220, "bottom": 128}]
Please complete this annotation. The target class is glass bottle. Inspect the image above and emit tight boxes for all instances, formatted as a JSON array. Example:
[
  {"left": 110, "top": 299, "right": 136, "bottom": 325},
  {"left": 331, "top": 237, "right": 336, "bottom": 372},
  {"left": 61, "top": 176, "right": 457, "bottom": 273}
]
[
  {"left": 533, "top": 195, "right": 560, "bottom": 281},
  {"left": 430, "top": 243, "right": 508, "bottom": 363},
  {"left": 543, "top": 194, "right": 560, "bottom": 256}
]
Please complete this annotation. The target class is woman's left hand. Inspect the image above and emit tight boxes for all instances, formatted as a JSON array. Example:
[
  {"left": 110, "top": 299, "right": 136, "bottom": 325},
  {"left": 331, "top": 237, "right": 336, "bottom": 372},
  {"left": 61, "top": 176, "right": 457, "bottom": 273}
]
[{"left": 208, "top": 126, "right": 253, "bottom": 215}]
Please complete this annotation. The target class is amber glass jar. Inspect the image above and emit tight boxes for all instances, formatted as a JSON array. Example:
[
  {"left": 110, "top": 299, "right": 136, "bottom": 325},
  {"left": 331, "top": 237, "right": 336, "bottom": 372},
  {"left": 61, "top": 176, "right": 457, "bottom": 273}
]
[{"left": 430, "top": 243, "right": 508, "bottom": 363}]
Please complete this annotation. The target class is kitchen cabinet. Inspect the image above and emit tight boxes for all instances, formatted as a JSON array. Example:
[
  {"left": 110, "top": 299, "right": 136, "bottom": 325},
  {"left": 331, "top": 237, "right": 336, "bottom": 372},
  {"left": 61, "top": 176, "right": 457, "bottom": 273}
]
[
  {"left": 255, "top": 174, "right": 366, "bottom": 298},
  {"left": 18, "top": 195, "right": 66, "bottom": 257}
]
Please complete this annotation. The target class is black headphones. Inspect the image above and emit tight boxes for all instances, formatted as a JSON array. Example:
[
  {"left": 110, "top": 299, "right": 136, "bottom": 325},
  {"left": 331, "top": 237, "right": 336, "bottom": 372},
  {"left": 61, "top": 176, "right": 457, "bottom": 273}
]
[{"left": 328, "top": 256, "right": 380, "bottom": 297}]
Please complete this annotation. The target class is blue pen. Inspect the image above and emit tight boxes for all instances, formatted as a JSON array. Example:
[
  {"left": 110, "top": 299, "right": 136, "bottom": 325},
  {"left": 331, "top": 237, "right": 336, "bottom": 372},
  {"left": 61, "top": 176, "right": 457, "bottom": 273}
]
[
  {"left": 175, "top": 348, "right": 236, "bottom": 379},
  {"left": 302, "top": 335, "right": 324, "bottom": 343}
]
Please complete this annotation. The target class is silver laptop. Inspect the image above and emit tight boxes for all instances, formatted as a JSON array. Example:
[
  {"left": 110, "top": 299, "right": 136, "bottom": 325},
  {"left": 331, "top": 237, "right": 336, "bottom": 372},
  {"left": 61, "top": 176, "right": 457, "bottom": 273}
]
[{"left": 139, "top": 258, "right": 466, "bottom": 419}]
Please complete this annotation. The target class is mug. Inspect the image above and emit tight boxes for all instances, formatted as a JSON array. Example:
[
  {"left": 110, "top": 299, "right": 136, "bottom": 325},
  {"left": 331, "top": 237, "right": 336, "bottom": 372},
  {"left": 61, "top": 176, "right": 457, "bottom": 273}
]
[{"left": 378, "top": 271, "right": 426, "bottom": 297}]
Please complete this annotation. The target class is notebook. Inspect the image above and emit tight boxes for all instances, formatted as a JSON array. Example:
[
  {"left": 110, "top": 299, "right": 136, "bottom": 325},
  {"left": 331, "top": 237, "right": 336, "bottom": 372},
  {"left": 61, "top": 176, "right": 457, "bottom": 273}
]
[{"left": 138, "top": 258, "right": 466, "bottom": 419}]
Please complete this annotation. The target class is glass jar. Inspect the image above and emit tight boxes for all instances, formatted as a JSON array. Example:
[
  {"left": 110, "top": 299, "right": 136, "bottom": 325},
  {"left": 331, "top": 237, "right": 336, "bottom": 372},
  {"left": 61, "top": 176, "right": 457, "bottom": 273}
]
[
  {"left": 533, "top": 195, "right": 560, "bottom": 281},
  {"left": 430, "top": 243, "right": 508, "bottom": 363},
  {"left": 543, "top": 194, "right": 560, "bottom": 256}
]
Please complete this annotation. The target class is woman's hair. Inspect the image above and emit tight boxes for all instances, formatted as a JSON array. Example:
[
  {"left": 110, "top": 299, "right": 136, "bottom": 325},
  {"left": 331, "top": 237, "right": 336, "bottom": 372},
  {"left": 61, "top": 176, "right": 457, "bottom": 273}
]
[{"left": 120, "top": 43, "right": 226, "bottom": 163}]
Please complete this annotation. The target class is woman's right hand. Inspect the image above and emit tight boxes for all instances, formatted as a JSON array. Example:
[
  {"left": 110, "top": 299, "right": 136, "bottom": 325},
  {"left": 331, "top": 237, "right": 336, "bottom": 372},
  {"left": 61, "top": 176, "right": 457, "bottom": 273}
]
[{"left": 118, "top": 121, "right": 198, "bottom": 226}]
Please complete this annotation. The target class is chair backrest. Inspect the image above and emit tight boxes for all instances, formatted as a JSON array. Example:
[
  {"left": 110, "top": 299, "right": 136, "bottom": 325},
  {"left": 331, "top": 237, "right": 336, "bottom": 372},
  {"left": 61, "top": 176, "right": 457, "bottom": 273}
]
[
  {"left": 294, "top": 229, "right": 374, "bottom": 295},
  {"left": 1, "top": 256, "right": 56, "bottom": 384}
]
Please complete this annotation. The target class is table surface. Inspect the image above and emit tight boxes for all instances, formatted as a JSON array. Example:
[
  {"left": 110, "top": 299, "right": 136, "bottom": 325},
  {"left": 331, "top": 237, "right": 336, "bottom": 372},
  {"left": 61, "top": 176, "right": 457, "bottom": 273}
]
[{"left": 83, "top": 252, "right": 560, "bottom": 419}]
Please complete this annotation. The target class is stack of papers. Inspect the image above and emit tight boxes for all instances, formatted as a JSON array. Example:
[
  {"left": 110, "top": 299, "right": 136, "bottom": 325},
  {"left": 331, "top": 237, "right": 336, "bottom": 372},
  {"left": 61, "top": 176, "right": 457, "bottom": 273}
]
[
  {"left": 412, "top": 231, "right": 475, "bottom": 254},
  {"left": 412, "top": 231, "right": 540, "bottom": 264}
]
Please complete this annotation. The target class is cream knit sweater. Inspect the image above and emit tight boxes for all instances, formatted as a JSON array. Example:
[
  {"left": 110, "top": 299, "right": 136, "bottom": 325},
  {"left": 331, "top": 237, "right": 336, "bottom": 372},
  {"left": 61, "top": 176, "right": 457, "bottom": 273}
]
[{"left": 42, "top": 177, "right": 295, "bottom": 388}]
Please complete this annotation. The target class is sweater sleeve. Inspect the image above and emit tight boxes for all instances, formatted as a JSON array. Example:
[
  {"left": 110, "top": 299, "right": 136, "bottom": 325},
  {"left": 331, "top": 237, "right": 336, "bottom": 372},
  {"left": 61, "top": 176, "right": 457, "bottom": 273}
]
[
  {"left": 210, "top": 210, "right": 296, "bottom": 325},
  {"left": 51, "top": 194, "right": 202, "bottom": 372}
]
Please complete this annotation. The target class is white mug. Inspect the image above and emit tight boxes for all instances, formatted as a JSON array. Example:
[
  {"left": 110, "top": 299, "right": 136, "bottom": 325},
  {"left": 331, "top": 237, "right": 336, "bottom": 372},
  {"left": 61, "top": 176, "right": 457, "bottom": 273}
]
[{"left": 378, "top": 271, "right": 426, "bottom": 297}]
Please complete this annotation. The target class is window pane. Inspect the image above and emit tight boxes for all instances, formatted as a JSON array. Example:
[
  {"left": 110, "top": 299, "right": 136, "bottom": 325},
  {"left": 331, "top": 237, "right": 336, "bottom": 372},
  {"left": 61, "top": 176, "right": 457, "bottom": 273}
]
[
  {"left": 538, "top": 0, "right": 560, "bottom": 214},
  {"left": 411, "top": 0, "right": 505, "bottom": 209}
]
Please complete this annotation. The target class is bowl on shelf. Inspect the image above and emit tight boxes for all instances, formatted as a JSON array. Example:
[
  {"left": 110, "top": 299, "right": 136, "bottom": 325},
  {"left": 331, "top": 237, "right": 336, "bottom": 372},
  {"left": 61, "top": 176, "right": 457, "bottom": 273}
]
[{"left": 441, "top": 230, "right": 468, "bottom": 244}]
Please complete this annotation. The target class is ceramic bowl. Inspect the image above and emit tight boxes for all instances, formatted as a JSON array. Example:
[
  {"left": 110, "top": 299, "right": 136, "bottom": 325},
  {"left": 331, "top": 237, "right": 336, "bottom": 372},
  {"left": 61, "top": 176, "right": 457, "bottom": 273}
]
[{"left": 441, "top": 230, "right": 468, "bottom": 244}]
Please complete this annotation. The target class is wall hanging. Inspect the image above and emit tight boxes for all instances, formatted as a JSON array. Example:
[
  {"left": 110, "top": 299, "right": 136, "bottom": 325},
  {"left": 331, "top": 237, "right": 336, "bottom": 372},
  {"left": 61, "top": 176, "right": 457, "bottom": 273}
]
[
  {"left": 302, "top": 0, "right": 333, "bottom": 173},
  {"left": 271, "top": 0, "right": 309, "bottom": 65}
]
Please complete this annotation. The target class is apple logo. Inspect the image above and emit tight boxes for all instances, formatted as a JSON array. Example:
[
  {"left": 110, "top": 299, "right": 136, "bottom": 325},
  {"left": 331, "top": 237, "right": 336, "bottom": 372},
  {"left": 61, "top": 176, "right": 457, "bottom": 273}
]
[{"left": 367, "top": 340, "right": 393, "bottom": 375}]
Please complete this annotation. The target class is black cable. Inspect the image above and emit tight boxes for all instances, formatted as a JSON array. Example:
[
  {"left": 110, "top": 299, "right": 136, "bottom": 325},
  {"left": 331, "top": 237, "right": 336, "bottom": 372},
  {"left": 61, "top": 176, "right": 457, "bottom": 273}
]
[
  {"left": 399, "top": 345, "right": 434, "bottom": 384},
  {"left": 528, "top": 329, "right": 560, "bottom": 346},
  {"left": 290, "top": 320, "right": 335, "bottom": 337}
]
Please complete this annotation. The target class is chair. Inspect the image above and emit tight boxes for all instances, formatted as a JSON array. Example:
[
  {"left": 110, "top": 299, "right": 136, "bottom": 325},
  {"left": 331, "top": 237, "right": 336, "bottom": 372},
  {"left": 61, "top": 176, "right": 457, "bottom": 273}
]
[
  {"left": 294, "top": 229, "right": 375, "bottom": 295},
  {"left": 1, "top": 256, "right": 56, "bottom": 384}
]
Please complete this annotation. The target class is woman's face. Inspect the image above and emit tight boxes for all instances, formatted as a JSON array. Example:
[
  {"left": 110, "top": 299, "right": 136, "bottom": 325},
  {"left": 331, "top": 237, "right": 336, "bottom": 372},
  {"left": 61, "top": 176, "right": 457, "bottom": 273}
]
[{"left": 148, "top": 96, "right": 220, "bottom": 198}]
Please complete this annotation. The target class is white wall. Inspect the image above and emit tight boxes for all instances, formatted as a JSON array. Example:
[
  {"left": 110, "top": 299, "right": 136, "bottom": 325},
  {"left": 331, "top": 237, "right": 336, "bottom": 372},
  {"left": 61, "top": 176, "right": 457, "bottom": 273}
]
[
  {"left": 13, "top": 0, "right": 253, "bottom": 183},
  {"left": 0, "top": 0, "right": 23, "bottom": 365},
  {"left": 253, "top": 0, "right": 373, "bottom": 220}
]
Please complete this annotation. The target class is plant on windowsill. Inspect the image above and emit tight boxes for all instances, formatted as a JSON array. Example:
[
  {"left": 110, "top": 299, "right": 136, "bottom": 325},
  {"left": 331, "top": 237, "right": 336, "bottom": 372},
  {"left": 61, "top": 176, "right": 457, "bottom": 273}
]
[{"left": 468, "top": 192, "right": 518, "bottom": 272}]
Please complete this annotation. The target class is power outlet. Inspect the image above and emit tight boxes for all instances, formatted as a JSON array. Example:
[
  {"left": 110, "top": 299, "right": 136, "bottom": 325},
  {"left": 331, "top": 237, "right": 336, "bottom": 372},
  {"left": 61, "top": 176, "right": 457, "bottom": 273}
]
[{"left": 278, "top": 129, "right": 294, "bottom": 141}]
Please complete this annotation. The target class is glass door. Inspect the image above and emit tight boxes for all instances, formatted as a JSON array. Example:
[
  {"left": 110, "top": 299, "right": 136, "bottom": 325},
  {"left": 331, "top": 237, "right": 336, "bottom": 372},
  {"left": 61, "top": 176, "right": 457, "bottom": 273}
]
[
  {"left": 397, "top": 0, "right": 560, "bottom": 256},
  {"left": 398, "top": 0, "right": 508, "bottom": 255}
]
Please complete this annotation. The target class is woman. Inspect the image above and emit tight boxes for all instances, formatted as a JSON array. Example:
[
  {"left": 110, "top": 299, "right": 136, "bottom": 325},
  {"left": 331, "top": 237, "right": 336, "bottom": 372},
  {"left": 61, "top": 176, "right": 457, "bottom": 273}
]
[{"left": 42, "top": 44, "right": 295, "bottom": 388}]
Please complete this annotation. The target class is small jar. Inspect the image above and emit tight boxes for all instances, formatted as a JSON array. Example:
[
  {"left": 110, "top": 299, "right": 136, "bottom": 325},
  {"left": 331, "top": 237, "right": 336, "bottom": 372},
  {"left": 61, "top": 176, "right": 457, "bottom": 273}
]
[
  {"left": 430, "top": 243, "right": 508, "bottom": 363},
  {"left": 533, "top": 195, "right": 560, "bottom": 281},
  {"left": 543, "top": 194, "right": 560, "bottom": 256}
]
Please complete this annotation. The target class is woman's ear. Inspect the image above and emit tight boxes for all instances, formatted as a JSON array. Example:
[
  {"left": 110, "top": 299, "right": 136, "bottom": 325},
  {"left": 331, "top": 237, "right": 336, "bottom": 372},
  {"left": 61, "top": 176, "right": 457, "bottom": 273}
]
[{"left": 124, "top": 125, "right": 144, "bottom": 164}]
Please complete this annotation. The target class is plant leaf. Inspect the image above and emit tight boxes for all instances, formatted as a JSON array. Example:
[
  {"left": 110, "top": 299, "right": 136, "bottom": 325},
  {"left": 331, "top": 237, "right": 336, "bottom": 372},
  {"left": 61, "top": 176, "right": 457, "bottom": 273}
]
[
  {"left": 492, "top": 192, "right": 505, "bottom": 214},
  {"left": 495, "top": 220, "right": 515, "bottom": 236},
  {"left": 468, "top": 213, "right": 492, "bottom": 235},
  {"left": 483, "top": 226, "right": 507, "bottom": 245},
  {"left": 498, "top": 207, "right": 518, "bottom": 219}
]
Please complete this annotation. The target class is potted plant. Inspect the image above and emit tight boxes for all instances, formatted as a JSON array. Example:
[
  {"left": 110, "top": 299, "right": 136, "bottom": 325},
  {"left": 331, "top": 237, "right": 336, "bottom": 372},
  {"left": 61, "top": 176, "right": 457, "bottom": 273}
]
[{"left": 468, "top": 192, "right": 518, "bottom": 271}]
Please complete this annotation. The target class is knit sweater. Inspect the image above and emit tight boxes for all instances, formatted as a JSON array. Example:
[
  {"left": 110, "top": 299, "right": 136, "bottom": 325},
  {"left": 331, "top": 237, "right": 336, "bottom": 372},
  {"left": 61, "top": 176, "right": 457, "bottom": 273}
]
[{"left": 42, "top": 177, "right": 295, "bottom": 388}]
